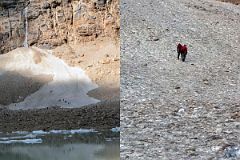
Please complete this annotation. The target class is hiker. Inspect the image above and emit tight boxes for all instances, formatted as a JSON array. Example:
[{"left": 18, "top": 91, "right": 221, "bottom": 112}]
[{"left": 177, "top": 43, "right": 188, "bottom": 62}]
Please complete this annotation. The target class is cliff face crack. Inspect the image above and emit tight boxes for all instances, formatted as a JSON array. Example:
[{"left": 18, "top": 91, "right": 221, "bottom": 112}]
[{"left": 23, "top": 6, "right": 28, "bottom": 48}]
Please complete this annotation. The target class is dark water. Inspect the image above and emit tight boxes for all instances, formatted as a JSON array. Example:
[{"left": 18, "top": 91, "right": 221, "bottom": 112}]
[{"left": 0, "top": 131, "right": 119, "bottom": 160}]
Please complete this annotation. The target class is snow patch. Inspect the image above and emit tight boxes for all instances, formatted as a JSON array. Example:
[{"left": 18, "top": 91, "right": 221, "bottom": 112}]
[
  {"left": 49, "top": 129, "right": 97, "bottom": 134},
  {"left": 32, "top": 130, "right": 49, "bottom": 135}
]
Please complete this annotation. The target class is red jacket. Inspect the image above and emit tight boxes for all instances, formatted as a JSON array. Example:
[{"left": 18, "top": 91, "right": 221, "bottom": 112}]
[
  {"left": 177, "top": 43, "right": 182, "bottom": 53},
  {"left": 181, "top": 45, "right": 187, "bottom": 54},
  {"left": 177, "top": 43, "right": 188, "bottom": 54}
]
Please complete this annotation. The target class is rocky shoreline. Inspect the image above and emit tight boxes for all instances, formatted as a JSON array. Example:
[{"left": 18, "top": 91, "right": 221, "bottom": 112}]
[{"left": 0, "top": 99, "right": 119, "bottom": 133}]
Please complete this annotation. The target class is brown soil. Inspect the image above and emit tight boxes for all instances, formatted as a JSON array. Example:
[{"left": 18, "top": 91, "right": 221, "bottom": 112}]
[
  {"left": 53, "top": 37, "right": 120, "bottom": 101},
  {"left": 218, "top": 0, "right": 240, "bottom": 5}
]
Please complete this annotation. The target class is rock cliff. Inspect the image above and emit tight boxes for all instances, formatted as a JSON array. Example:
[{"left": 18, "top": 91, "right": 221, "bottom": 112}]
[{"left": 0, "top": 0, "right": 119, "bottom": 54}]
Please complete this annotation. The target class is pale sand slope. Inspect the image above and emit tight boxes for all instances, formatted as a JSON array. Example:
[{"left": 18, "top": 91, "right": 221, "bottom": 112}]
[
  {"left": 53, "top": 37, "right": 120, "bottom": 101},
  {"left": 0, "top": 47, "right": 99, "bottom": 110}
]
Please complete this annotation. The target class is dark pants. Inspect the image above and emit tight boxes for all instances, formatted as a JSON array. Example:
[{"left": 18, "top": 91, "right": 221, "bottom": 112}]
[
  {"left": 181, "top": 53, "right": 187, "bottom": 62},
  {"left": 177, "top": 51, "right": 180, "bottom": 60},
  {"left": 177, "top": 52, "right": 187, "bottom": 62}
]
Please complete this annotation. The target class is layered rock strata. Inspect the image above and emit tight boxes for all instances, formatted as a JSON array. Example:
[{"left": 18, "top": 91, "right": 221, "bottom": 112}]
[{"left": 0, "top": 0, "right": 119, "bottom": 54}]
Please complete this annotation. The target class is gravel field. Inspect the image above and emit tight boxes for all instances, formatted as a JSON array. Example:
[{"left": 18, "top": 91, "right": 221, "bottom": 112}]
[{"left": 120, "top": 0, "right": 240, "bottom": 159}]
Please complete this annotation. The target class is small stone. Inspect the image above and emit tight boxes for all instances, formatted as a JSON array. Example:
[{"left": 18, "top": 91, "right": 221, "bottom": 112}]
[
  {"left": 211, "top": 146, "right": 221, "bottom": 152},
  {"left": 224, "top": 146, "right": 240, "bottom": 158},
  {"left": 113, "top": 57, "right": 120, "bottom": 61},
  {"left": 175, "top": 86, "right": 181, "bottom": 89},
  {"left": 203, "top": 79, "right": 209, "bottom": 85},
  {"left": 231, "top": 112, "right": 240, "bottom": 119},
  {"left": 100, "top": 59, "right": 110, "bottom": 64},
  {"left": 131, "top": 30, "right": 137, "bottom": 33},
  {"left": 42, "top": 2, "right": 50, "bottom": 9}
]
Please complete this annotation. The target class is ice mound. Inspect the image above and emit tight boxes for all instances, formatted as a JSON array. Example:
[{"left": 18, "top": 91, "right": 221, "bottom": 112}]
[
  {"left": 0, "top": 138, "right": 42, "bottom": 144},
  {"left": 0, "top": 129, "right": 97, "bottom": 144},
  {"left": 0, "top": 47, "right": 99, "bottom": 109},
  {"left": 31, "top": 129, "right": 97, "bottom": 135},
  {"left": 111, "top": 127, "right": 120, "bottom": 132}
]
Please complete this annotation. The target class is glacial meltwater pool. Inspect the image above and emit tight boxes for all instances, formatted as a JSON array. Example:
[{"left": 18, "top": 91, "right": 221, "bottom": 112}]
[{"left": 0, "top": 129, "right": 120, "bottom": 160}]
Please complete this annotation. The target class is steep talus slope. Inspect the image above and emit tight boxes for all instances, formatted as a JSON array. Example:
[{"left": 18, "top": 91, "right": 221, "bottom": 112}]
[{"left": 121, "top": 0, "right": 240, "bottom": 159}]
